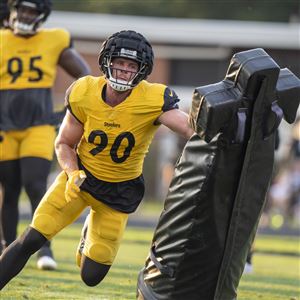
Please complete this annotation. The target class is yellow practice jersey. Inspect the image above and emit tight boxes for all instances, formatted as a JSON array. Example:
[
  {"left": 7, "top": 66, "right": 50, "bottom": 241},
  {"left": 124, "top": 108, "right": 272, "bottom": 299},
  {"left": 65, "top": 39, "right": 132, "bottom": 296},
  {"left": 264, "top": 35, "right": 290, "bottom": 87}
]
[
  {"left": 0, "top": 28, "right": 71, "bottom": 90},
  {"left": 67, "top": 76, "right": 180, "bottom": 182}
]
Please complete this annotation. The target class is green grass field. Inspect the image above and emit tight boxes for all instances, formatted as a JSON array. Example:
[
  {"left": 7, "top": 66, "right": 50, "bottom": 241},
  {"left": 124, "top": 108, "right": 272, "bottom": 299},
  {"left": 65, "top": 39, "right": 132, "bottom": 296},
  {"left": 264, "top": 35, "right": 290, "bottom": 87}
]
[{"left": 1, "top": 222, "right": 299, "bottom": 300}]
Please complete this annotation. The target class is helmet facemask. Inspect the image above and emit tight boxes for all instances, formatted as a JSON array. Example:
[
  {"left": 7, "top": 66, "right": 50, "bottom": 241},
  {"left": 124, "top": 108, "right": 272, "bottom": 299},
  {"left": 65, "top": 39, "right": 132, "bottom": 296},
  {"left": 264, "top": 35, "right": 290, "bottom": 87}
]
[
  {"left": 9, "top": 1, "right": 50, "bottom": 35},
  {"left": 99, "top": 30, "right": 154, "bottom": 92},
  {"left": 103, "top": 48, "right": 148, "bottom": 92}
]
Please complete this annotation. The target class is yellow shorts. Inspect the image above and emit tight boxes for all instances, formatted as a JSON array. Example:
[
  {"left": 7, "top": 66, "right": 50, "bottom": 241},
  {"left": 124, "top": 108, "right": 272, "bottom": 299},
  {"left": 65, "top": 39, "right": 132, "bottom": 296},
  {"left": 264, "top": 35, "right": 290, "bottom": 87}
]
[
  {"left": 31, "top": 171, "right": 129, "bottom": 265},
  {"left": 0, "top": 125, "right": 56, "bottom": 161}
]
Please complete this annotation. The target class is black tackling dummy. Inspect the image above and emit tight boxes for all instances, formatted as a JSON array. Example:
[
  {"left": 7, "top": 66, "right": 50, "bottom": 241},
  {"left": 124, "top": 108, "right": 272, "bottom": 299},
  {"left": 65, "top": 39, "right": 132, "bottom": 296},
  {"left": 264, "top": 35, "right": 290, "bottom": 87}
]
[{"left": 136, "top": 48, "right": 300, "bottom": 300}]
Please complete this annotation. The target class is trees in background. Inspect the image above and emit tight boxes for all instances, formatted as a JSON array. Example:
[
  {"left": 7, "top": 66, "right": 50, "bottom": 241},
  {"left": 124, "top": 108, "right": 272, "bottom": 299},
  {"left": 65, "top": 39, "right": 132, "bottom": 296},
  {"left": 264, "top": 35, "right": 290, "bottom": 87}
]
[{"left": 52, "top": 0, "right": 299, "bottom": 23}]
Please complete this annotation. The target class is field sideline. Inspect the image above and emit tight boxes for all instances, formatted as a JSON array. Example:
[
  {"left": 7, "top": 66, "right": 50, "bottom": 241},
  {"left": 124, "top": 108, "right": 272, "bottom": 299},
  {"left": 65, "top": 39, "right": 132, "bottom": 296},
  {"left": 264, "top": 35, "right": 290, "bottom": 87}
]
[{"left": 1, "top": 222, "right": 299, "bottom": 300}]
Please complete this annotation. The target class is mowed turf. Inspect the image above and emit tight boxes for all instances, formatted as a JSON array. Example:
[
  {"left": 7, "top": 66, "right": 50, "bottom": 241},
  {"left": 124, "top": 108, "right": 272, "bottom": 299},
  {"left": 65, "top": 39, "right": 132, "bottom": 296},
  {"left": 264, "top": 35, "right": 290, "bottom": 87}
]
[{"left": 1, "top": 222, "right": 299, "bottom": 300}]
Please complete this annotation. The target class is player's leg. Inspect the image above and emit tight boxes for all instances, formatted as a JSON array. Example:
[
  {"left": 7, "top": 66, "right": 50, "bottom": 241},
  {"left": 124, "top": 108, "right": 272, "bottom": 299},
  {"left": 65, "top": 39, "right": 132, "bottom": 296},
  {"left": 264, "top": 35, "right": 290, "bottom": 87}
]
[
  {"left": 0, "top": 226, "right": 47, "bottom": 290},
  {"left": 20, "top": 156, "right": 56, "bottom": 269},
  {"left": 21, "top": 157, "right": 51, "bottom": 214},
  {"left": 80, "top": 255, "right": 111, "bottom": 287},
  {"left": 79, "top": 199, "right": 128, "bottom": 286},
  {"left": 0, "top": 160, "right": 21, "bottom": 245},
  {"left": 0, "top": 171, "right": 87, "bottom": 290},
  {"left": 76, "top": 212, "right": 110, "bottom": 286},
  {"left": 0, "top": 131, "right": 22, "bottom": 247},
  {"left": 20, "top": 125, "right": 57, "bottom": 270},
  {"left": 76, "top": 213, "right": 89, "bottom": 267},
  {"left": 76, "top": 216, "right": 111, "bottom": 284}
]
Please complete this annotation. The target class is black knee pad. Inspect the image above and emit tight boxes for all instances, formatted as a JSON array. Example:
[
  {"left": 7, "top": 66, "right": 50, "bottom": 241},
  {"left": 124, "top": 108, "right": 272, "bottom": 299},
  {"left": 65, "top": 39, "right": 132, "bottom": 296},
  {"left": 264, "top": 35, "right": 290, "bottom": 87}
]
[{"left": 80, "top": 256, "right": 111, "bottom": 287}]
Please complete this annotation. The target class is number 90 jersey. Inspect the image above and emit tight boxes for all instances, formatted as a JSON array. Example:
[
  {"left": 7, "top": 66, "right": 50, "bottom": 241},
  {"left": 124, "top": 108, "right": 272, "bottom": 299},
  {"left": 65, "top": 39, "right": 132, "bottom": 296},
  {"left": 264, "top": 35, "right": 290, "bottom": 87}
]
[
  {"left": 0, "top": 28, "right": 71, "bottom": 89},
  {"left": 67, "top": 76, "right": 179, "bottom": 182}
]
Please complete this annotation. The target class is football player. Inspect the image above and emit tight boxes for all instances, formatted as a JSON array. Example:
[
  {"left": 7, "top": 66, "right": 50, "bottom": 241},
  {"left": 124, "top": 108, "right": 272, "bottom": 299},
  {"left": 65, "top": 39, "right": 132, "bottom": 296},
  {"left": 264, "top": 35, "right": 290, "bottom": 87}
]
[
  {"left": 0, "top": 30, "right": 194, "bottom": 289},
  {"left": 0, "top": 0, "right": 90, "bottom": 270}
]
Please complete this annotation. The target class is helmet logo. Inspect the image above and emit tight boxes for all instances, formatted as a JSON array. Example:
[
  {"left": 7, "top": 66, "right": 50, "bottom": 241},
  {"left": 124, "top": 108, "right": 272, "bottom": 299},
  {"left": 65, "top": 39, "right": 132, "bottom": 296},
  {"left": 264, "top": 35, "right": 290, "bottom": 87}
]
[
  {"left": 120, "top": 48, "right": 137, "bottom": 57},
  {"left": 21, "top": 1, "right": 38, "bottom": 9}
]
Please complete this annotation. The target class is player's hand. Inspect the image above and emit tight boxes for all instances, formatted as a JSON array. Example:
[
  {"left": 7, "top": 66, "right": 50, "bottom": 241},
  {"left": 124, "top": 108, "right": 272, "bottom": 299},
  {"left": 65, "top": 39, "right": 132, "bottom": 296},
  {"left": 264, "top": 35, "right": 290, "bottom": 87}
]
[{"left": 65, "top": 170, "right": 86, "bottom": 203}]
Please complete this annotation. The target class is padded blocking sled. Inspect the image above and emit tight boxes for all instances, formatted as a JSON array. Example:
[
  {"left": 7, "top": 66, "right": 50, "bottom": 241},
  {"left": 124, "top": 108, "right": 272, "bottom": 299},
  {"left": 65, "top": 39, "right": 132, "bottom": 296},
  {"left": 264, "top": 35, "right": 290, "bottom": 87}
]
[{"left": 137, "top": 48, "right": 300, "bottom": 300}]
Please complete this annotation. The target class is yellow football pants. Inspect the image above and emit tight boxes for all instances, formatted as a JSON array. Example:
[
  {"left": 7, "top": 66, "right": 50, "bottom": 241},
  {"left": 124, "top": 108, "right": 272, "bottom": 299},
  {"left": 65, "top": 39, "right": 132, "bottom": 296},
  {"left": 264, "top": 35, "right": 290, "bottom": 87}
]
[
  {"left": 0, "top": 125, "right": 56, "bottom": 161},
  {"left": 31, "top": 171, "right": 129, "bottom": 265}
]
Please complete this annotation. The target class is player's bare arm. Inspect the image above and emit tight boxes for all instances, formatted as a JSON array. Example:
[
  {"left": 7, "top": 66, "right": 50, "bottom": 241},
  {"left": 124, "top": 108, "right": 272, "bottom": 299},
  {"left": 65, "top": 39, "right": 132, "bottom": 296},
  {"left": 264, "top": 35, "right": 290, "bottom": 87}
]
[
  {"left": 58, "top": 47, "right": 91, "bottom": 78},
  {"left": 158, "top": 109, "right": 194, "bottom": 140},
  {"left": 55, "top": 110, "right": 83, "bottom": 176}
]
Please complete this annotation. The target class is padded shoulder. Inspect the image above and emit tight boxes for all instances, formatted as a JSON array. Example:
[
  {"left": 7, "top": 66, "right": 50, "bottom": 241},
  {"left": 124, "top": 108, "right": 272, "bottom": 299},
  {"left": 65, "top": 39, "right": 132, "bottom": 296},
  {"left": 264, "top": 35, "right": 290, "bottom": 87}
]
[
  {"left": 40, "top": 28, "right": 72, "bottom": 49},
  {"left": 139, "top": 81, "right": 179, "bottom": 112},
  {"left": 66, "top": 76, "right": 100, "bottom": 123}
]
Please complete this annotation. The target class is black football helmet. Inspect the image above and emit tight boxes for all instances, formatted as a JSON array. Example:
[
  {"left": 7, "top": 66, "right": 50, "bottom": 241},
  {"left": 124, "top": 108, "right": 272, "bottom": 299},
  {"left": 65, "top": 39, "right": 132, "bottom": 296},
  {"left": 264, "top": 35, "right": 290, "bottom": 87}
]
[
  {"left": 8, "top": 0, "right": 52, "bottom": 35},
  {"left": 0, "top": 1, "right": 9, "bottom": 28},
  {"left": 99, "top": 30, "right": 154, "bottom": 92}
]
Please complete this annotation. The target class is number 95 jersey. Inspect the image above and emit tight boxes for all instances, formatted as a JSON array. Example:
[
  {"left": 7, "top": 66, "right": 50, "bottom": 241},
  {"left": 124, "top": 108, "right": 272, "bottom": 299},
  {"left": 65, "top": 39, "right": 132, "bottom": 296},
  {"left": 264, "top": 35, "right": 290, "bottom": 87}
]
[
  {"left": 0, "top": 28, "right": 71, "bottom": 130},
  {"left": 66, "top": 76, "right": 180, "bottom": 182},
  {"left": 0, "top": 28, "right": 71, "bottom": 89}
]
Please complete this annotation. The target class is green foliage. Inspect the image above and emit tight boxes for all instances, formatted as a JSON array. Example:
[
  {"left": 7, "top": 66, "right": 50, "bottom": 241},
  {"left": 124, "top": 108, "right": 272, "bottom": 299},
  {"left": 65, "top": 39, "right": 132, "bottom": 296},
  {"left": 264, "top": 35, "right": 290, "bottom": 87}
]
[
  {"left": 1, "top": 222, "right": 299, "bottom": 299},
  {"left": 52, "top": 0, "right": 300, "bottom": 22}
]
